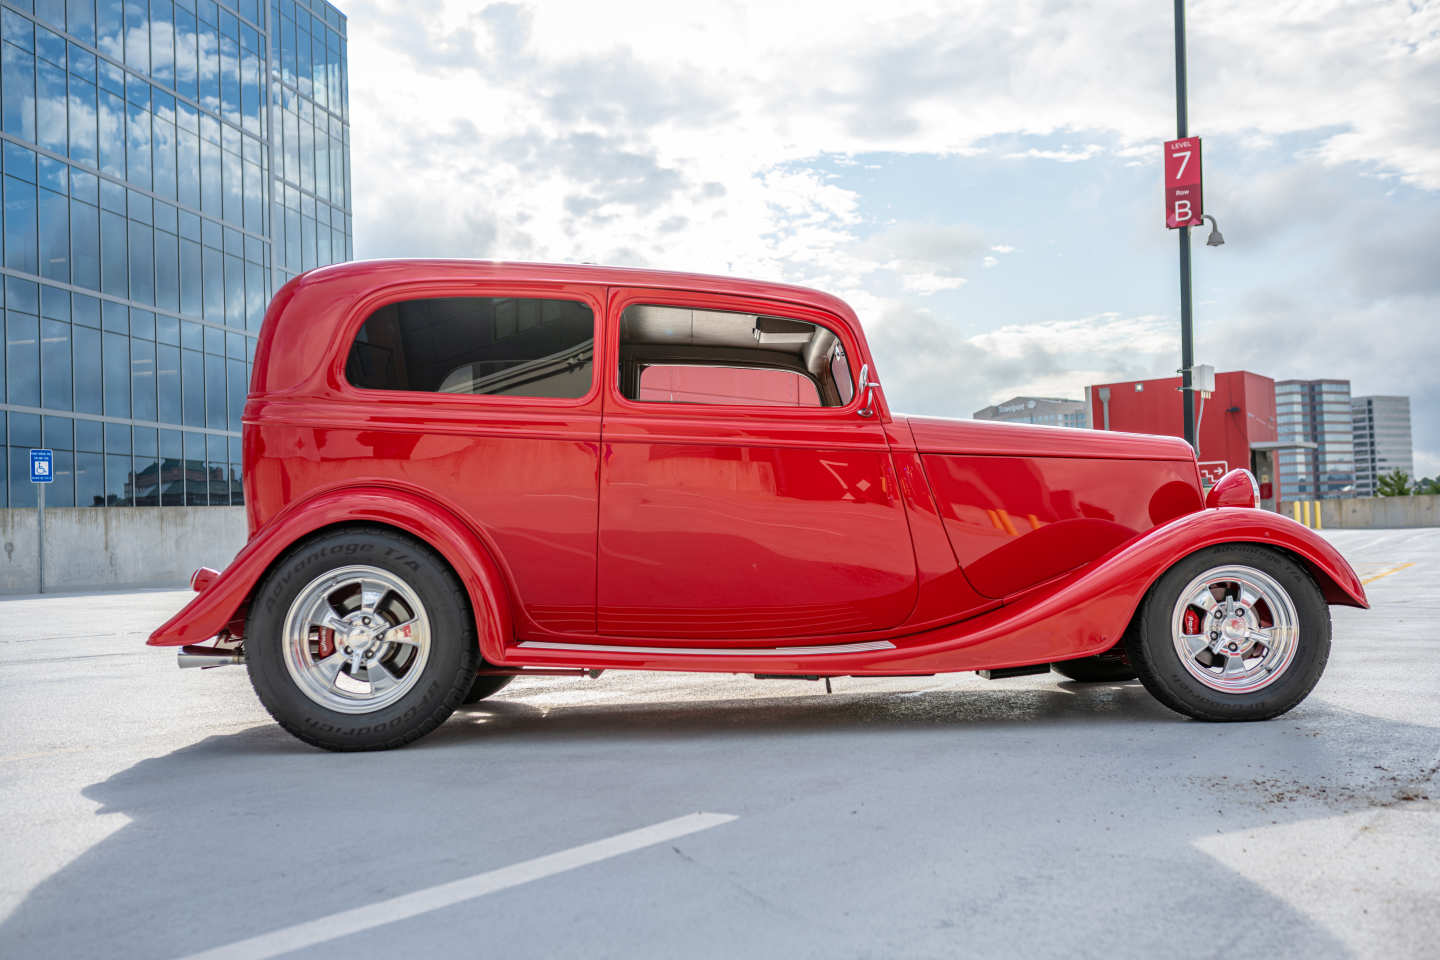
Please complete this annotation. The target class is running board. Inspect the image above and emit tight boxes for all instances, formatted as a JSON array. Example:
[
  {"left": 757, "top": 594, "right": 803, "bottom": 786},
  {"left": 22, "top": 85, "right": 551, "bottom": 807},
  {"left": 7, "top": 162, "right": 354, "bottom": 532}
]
[
  {"left": 976, "top": 664, "right": 1051, "bottom": 680},
  {"left": 516, "top": 639, "right": 895, "bottom": 657}
]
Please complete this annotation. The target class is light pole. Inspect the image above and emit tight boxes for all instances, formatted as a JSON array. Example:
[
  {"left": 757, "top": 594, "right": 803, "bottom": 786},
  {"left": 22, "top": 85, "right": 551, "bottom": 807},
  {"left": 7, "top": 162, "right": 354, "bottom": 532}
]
[{"left": 1174, "top": 0, "right": 1195, "bottom": 450}]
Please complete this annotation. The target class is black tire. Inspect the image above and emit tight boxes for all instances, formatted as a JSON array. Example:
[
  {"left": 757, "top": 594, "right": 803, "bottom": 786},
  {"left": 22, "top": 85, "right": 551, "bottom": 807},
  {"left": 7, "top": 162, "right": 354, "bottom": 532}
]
[
  {"left": 1052, "top": 654, "right": 1138, "bottom": 683},
  {"left": 1126, "top": 543, "right": 1330, "bottom": 722},
  {"left": 246, "top": 527, "right": 480, "bottom": 751},
  {"left": 463, "top": 673, "right": 514, "bottom": 703}
]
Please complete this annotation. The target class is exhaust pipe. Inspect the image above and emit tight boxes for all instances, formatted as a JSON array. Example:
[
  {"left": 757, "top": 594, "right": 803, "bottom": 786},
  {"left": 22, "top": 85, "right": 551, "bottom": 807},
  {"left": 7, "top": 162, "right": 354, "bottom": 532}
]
[{"left": 178, "top": 644, "right": 245, "bottom": 669}]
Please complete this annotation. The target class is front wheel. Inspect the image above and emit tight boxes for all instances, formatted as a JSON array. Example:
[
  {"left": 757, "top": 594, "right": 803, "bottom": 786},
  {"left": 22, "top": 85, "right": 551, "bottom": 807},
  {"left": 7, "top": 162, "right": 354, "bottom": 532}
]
[
  {"left": 247, "top": 528, "right": 480, "bottom": 751},
  {"left": 1126, "top": 544, "right": 1330, "bottom": 722}
]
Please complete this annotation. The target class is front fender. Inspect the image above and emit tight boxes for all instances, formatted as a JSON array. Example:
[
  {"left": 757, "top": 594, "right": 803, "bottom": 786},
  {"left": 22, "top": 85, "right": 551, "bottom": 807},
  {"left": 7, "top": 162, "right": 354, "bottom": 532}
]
[
  {"left": 147, "top": 485, "right": 515, "bottom": 663},
  {"left": 1115, "top": 506, "right": 1367, "bottom": 609}
]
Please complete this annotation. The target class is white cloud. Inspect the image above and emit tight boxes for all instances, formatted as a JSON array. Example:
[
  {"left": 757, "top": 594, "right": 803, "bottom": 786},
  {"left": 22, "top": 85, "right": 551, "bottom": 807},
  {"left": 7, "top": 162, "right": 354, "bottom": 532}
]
[{"left": 1002, "top": 145, "right": 1103, "bottom": 163}]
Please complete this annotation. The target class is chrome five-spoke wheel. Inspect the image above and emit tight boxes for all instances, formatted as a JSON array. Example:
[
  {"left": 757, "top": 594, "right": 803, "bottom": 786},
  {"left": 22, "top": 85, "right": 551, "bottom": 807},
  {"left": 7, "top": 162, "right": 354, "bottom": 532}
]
[
  {"left": 1127, "top": 544, "right": 1330, "bottom": 722},
  {"left": 248, "top": 528, "right": 478, "bottom": 751},
  {"left": 282, "top": 565, "right": 432, "bottom": 713},
  {"left": 1170, "top": 564, "right": 1298, "bottom": 693}
]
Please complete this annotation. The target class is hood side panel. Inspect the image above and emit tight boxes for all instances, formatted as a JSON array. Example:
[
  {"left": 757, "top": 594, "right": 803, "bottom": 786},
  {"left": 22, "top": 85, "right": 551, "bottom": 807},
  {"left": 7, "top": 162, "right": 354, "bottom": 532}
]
[
  {"left": 922, "top": 453, "right": 1204, "bottom": 599},
  {"left": 906, "top": 415, "right": 1197, "bottom": 461}
]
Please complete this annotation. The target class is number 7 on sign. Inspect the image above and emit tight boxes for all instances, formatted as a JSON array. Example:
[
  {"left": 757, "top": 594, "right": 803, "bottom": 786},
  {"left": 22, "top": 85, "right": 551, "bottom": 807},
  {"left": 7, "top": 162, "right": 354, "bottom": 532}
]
[{"left": 1173, "top": 150, "right": 1190, "bottom": 179}]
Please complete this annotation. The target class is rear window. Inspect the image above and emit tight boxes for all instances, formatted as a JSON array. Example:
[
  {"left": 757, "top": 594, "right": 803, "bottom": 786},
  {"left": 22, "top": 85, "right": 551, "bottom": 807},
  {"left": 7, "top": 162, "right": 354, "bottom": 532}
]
[{"left": 345, "top": 296, "right": 594, "bottom": 399}]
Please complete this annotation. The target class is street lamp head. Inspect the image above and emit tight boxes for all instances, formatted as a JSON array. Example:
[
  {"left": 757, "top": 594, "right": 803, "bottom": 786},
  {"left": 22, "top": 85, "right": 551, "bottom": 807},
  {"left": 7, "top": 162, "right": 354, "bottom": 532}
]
[{"left": 1203, "top": 214, "right": 1224, "bottom": 247}]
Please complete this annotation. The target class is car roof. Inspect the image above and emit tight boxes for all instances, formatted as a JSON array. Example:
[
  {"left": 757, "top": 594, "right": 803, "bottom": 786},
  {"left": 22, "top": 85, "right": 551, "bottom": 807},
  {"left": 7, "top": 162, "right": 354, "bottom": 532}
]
[
  {"left": 295, "top": 259, "right": 856, "bottom": 316},
  {"left": 254, "top": 259, "right": 863, "bottom": 397}
]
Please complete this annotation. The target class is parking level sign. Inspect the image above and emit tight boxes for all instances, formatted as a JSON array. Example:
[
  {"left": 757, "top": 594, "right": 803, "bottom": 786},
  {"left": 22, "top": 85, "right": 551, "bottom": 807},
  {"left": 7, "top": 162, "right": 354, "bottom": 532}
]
[
  {"left": 1164, "top": 137, "right": 1203, "bottom": 228},
  {"left": 30, "top": 448, "right": 53, "bottom": 483}
]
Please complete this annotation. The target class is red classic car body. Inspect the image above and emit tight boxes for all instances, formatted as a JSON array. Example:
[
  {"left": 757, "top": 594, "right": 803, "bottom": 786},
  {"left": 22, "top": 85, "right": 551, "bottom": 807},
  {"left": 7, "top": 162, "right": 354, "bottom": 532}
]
[{"left": 150, "top": 260, "right": 1366, "bottom": 682}]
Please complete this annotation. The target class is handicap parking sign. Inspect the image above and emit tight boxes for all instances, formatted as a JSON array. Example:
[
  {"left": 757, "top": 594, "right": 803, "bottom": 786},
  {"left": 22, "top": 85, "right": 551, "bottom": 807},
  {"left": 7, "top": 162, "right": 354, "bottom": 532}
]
[{"left": 30, "top": 448, "right": 53, "bottom": 483}]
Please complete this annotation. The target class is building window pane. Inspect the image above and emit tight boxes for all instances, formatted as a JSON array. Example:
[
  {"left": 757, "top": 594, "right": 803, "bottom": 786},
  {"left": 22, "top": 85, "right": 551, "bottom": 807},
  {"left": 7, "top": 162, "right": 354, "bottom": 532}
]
[
  {"left": 202, "top": 243, "right": 222, "bottom": 320},
  {"left": 99, "top": 209, "right": 127, "bottom": 297},
  {"left": 41, "top": 317, "right": 72, "bottom": 410},
  {"left": 4, "top": 176, "right": 39, "bottom": 274},
  {"left": 159, "top": 428, "right": 181, "bottom": 504},
  {"left": 39, "top": 186, "right": 70, "bottom": 282},
  {"left": 156, "top": 343, "right": 180, "bottom": 422},
  {"left": 2, "top": 43, "right": 36, "bottom": 141},
  {"left": 204, "top": 351, "right": 225, "bottom": 428},
  {"left": 74, "top": 450, "right": 102, "bottom": 505},
  {"left": 179, "top": 236, "right": 201, "bottom": 316},
  {"left": 7, "top": 311, "right": 40, "bottom": 406},
  {"left": 70, "top": 199, "right": 101, "bottom": 291},
  {"left": 181, "top": 346, "right": 202, "bottom": 424},
  {"left": 37, "top": 59, "right": 68, "bottom": 154},
  {"left": 227, "top": 356, "right": 245, "bottom": 428},
  {"left": 125, "top": 95, "right": 151, "bottom": 190},
  {"left": 97, "top": 89, "right": 126, "bottom": 178},
  {"left": 127, "top": 219, "right": 154, "bottom": 304},
  {"left": 105, "top": 452, "right": 132, "bottom": 505},
  {"left": 131, "top": 337, "right": 155, "bottom": 420},
  {"left": 46, "top": 448, "right": 76, "bottom": 507},
  {"left": 72, "top": 324, "right": 101, "bottom": 413},
  {"left": 103, "top": 330, "right": 129, "bottom": 416}
]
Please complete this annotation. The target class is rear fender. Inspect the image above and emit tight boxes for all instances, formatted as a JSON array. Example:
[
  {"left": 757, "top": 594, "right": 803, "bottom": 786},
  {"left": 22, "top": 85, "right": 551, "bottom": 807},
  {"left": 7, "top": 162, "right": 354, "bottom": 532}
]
[{"left": 147, "top": 485, "right": 514, "bottom": 663}]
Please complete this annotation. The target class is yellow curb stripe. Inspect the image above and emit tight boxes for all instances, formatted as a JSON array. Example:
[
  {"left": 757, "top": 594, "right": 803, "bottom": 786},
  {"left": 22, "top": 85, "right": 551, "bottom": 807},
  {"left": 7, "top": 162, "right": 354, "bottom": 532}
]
[{"left": 1361, "top": 562, "right": 1415, "bottom": 585}]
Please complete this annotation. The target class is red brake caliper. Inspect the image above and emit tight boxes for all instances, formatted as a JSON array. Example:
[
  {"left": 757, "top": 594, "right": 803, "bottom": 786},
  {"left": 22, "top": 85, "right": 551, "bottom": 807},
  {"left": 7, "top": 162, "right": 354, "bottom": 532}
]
[
  {"left": 317, "top": 628, "right": 336, "bottom": 660},
  {"left": 1183, "top": 608, "right": 1201, "bottom": 637}
]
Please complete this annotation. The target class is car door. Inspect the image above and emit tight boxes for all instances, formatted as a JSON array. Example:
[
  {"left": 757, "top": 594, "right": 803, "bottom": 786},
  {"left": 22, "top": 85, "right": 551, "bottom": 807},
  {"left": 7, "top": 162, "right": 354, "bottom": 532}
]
[{"left": 597, "top": 287, "right": 917, "bottom": 641}]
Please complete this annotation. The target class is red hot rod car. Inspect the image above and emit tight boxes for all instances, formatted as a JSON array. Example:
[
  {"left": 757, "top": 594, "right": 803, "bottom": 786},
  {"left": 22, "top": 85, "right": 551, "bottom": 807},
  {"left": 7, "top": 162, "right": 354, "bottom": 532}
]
[{"left": 150, "top": 261, "right": 1367, "bottom": 751}]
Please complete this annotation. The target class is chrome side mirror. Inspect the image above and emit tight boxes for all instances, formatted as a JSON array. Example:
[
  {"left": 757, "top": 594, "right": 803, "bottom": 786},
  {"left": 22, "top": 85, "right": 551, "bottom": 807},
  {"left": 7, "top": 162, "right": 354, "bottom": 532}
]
[{"left": 857, "top": 363, "right": 877, "bottom": 418}]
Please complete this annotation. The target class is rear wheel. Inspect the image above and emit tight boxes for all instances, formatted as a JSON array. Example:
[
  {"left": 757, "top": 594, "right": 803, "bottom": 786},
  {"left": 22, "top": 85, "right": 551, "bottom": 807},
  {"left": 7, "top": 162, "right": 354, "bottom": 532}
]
[
  {"left": 247, "top": 528, "right": 479, "bottom": 751},
  {"left": 1126, "top": 544, "right": 1329, "bottom": 721}
]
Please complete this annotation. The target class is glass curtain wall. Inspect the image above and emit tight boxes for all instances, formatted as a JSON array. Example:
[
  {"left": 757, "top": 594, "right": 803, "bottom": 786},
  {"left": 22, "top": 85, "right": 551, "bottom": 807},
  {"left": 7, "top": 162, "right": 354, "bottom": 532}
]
[{"left": 0, "top": 0, "right": 350, "bottom": 508}]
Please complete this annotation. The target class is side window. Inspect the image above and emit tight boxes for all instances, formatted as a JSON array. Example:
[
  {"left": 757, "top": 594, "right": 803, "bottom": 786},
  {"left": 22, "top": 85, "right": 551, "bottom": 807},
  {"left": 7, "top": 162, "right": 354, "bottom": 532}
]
[
  {"left": 619, "top": 304, "right": 854, "bottom": 408},
  {"left": 346, "top": 296, "right": 594, "bottom": 399}
]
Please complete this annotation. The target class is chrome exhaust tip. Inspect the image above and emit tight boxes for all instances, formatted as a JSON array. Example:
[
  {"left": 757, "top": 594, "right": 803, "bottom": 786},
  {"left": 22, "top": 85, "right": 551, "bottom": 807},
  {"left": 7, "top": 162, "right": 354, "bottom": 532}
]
[{"left": 178, "top": 644, "right": 245, "bottom": 669}]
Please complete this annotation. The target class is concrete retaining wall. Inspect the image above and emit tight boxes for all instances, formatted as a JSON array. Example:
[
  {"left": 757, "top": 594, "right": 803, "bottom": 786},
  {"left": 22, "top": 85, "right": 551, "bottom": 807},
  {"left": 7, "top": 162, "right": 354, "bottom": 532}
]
[
  {"left": 1281, "top": 495, "right": 1440, "bottom": 530},
  {"left": 0, "top": 507, "right": 247, "bottom": 595}
]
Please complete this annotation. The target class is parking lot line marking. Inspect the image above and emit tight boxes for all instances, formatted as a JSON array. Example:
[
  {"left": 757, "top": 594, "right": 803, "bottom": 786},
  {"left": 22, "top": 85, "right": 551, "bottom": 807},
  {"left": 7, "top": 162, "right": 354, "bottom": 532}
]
[
  {"left": 175, "top": 812, "right": 737, "bottom": 960},
  {"left": 1362, "top": 562, "right": 1415, "bottom": 585}
]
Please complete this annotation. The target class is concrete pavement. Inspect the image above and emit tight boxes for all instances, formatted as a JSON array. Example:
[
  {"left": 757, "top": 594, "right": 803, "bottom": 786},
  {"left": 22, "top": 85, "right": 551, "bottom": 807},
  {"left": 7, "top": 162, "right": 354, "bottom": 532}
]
[{"left": 0, "top": 528, "right": 1436, "bottom": 959}]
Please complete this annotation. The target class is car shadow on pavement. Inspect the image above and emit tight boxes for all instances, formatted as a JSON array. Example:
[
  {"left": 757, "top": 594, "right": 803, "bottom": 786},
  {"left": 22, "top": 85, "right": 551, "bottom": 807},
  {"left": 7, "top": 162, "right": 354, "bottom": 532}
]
[{"left": 2, "top": 685, "right": 1435, "bottom": 960}]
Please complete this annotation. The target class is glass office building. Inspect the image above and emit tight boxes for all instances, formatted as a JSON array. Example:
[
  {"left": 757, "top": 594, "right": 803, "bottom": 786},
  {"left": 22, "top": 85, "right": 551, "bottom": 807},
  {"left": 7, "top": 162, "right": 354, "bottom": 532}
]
[
  {"left": 0, "top": 0, "right": 350, "bottom": 509},
  {"left": 1351, "top": 395, "right": 1414, "bottom": 496},
  {"left": 1276, "top": 379, "right": 1356, "bottom": 500}
]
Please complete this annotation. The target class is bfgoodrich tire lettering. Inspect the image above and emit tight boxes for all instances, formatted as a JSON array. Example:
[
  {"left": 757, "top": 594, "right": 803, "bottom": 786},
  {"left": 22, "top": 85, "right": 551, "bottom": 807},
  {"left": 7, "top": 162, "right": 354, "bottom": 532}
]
[
  {"left": 247, "top": 527, "right": 479, "bottom": 751},
  {"left": 1125, "top": 543, "right": 1330, "bottom": 722}
]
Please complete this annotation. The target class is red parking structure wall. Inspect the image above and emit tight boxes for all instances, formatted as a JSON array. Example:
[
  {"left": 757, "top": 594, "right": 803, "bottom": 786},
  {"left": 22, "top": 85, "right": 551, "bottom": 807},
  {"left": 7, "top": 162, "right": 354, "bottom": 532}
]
[{"left": 1089, "top": 371, "right": 1277, "bottom": 476}]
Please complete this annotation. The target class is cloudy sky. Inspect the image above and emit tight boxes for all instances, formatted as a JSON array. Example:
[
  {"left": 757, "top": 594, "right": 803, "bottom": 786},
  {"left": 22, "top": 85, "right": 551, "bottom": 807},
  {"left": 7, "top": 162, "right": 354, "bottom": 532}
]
[{"left": 340, "top": 0, "right": 1440, "bottom": 475}]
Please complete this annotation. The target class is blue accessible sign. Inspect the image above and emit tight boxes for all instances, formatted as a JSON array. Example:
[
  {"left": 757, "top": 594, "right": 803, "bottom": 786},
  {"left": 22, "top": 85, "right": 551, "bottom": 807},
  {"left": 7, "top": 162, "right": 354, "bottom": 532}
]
[{"left": 30, "top": 448, "right": 54, "bottom": 483}]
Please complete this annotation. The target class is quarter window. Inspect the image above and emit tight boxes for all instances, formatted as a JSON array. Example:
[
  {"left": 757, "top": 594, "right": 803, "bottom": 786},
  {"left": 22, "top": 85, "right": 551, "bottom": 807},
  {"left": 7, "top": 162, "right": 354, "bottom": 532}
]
[{"left": 346, "top": 296, "right": 594, "bottom": 399}]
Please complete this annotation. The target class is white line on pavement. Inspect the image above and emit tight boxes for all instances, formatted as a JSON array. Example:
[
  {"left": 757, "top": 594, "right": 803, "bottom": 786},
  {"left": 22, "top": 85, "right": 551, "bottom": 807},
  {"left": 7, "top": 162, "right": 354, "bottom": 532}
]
[{"left": 175, "top": 811, "right": 738, "bottom": 960}]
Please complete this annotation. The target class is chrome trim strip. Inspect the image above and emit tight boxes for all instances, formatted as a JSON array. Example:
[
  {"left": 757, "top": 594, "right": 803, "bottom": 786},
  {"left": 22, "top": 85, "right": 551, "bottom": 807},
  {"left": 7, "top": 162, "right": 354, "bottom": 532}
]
[{"left": 516, "top": 639, "right": 896, "bottom": 657}]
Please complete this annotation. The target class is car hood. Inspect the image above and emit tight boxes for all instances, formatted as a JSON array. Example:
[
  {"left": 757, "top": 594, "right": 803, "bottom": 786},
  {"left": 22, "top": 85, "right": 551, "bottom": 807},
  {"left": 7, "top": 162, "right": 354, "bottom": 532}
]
[{"left": 902, "top": 415, "right": 1198, "bottom": 462}]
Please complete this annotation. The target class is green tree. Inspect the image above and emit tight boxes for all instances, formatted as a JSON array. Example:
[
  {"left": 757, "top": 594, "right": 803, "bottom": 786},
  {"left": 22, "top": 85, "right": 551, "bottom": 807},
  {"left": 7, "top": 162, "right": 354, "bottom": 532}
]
[
  {"left": 1376, "top": 469, "right": 1413, "bottom": 497},
  {"left": 1416, "top": 476, "right": 1440, "bottom": 496}
]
